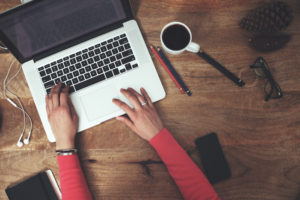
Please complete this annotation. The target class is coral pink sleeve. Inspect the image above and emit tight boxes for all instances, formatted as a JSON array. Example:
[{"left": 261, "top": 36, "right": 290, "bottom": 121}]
[
  {"left": 150, "top": 128, "right": 220, "bottom": 200},
  {"left": 57, "top": 154, "right": 92, "bottom": 200}
]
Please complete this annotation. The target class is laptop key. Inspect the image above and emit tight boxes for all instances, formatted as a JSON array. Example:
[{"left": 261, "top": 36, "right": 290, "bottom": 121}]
[
  {"left": 124, "top": 43, "right": 131, "bottom": 49},
  {"left": 94, "top": 56, "right": 100, "bottom": 62},
  {"left": 64, "top": 61, "right": 70, "bottom": 67},
  {"left": 84, "top": 73, "right": 91, "bottom": 79},
  {"left": 70, "top": 59, "right": 76, "bottom": 64},
  {"left": 122, "top": 55, "right": 135, "bottom": 65},
  {"left": 113, "top": 68, "right": 120, "bottom": 76},
  {"left": 51, "top": 61, "right": 57, "bottom": 66},
  {"left": 52, "top": 66, "right": 58, "bottom": 72},
  {"left": 113, "top": 42, "right": 119, "bottom": 47},
  {"left": 103, "top": 66, "right": 109, "bottom": 72},
  {"left": 58, "top": 63, "right": 64, "bottom": 69},
  {"left": 74, "top": 74, "right": 106, "bottom": 91},
  {"left": 46, "top": 88, "right": 51, "bottom": 94},
  {"left": 100, "top": 53, "right": 106, "bottom": 59},
  {"left": 107, "top": 44, "right": 113, "bottom": 50},
  {"left": 57, "top": 59, "right": 63, "bottom": 63},
  {"left": 106, "top": 51, "right": 112, "bottom": 57},
  {"left": 73, "top": 71, "right": 79, "bottom": 77},
  {"left": 122, "top": 50, "right": 133, "bottom": 57},
  {"left": 66, "top": 80, "right": 72, "bottom": 86},
  {"left": 78, "top": 75, "right": 85, "bottom": 81},
  {"left": 86, "top": 66, "right": 91, "bottom": 72},
  {"left": 108, "top": 39, "right": 113, "bottom": 43},
  {"left": 118, "top": 46, "right": 124, "bottom": 52},
  {"left": 110, "top": 56, "right": 116, "bottom": 62},
  {"left": 105, "top": 71, "right": 113, "bottom": 79},
  {"left": 70, "top": 65, "right": 75, "bottom": 71},
  {"left": 115, "top": 61, "right": 121, "bottom": 67},
  {"left": 44, "top": 80, "right": 55, "bottom": 88},
  {"left": 76, "top": 52, "right": 82, "bottom": 56},
  {"left": 114, "top": 36, "right": 120, "bottom": 40},
  {"left": 132, "top": 64, "right": 139, "bottom": 68},
  {"left": 82, "top": 54, "right": 88, "bottom": 59},
  {"left": 120, "top": 69, "right": 126, "bottom": 73},
  {"left": 95, "top": 49, "right": 101, "bottom": 55},
  {"left": 88, "top": 58, "right": 94, "bottom": 64},
  {"left": 46, "top": 68, "right": 52, "bottom": 74},
  {"left": 61, "top": 76, "right": 67, "bottom": 82},
  {"left": 91, "top": 70, "right": 97, "bottom": 77},
  {"left": 97, "top": 68, "right": 103, "bottom": 74},
  {"left": 79, "top": 69, "right": 85, "bottom": 74},
  {"left": 70, "top": 54, "right": 75, "bottom": 58},
  {"left": 38, "top": 67, "right": 44, "bottom": 71},
  {"left": 55, "top": 78, "right": 60, "bottom": 84},
  {"left": 72, "top": 78, "right": 79, "bottom": 84},
  {"left": 45, "top": 64, "right": 51, "bottom": 69},
  {"left": 120, "top": 34, "right": 126, "bottom": 38},
  {"left": 92, "top": 63, "right": 97, "bottom": 69},
  {"left": 63, "top": 68, "right": 69, "bottom": 74},
  {"left": 40, "top": 71, "right": 46, "bottom": 77},
  {"left": 101, "top": 41, "right": 107, "bottom": 46},
  {"left": 57, "top": 70, "right": 63, "bottom": 76},
  {"left": 97, "top": 61, "right": 104, "bottom": 67},
  {"left": 82, "top": 61, "right": 88, "bottom": 66},
  {"left": 104, "top": 59, "right": 110, "bottom": 65},
  {"left": 42, "top": 75, "right": 51, "bottom": 82},
  {"left": 63, "top": 56, "right": 69, "bottom": 61},
  {"left": 119, "top": 38, "right": 128, "bottom": 45},
  {"left": 125, "top": 64, "right": 132, "bottom": 70},
  {"left": 67, "top": 74, "right": 73, "bottom": 79},
  {"left": 75, "top": 63, "right": 81, "bottom": 69},
  {"left": 51, "top": 73, "right": 58, "bottom": 79},
  {"left": 109, "top": 63, "right": 115, "bottom": 69},
  {"left": 112, "top": 48, "right": 118, "bottom": 54},
  {"left": 88, "top": 51, "right": 95, "bottom": 57},
  {"left": 101, "top": 46, "right": 107, "bottom": 52},
  {"left": 116, "top": 53, "right": 122, "bottom": 59}
]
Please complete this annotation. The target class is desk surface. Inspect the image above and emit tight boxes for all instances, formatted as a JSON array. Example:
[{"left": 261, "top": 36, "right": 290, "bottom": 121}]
[{"left": 1, "top": 0, "right": 300, "bottom": 199}]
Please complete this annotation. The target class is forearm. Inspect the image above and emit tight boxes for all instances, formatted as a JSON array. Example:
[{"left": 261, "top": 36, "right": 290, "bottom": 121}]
[
  {"left": 150, "top": 128, "right": 220, "bottom": 200},
  {"left": 57, "top": 154, "right": 92, "bottom": 200}
]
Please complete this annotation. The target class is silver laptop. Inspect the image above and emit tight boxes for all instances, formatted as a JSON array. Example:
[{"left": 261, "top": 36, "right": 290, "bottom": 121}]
[{"left": 0, "top": 0, "right": 165, "bottom": 142}]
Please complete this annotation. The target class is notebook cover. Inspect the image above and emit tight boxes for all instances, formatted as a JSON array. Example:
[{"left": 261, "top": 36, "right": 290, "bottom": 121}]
[{"left": 5, "top": 171, "right": 59, "bottom": 200}]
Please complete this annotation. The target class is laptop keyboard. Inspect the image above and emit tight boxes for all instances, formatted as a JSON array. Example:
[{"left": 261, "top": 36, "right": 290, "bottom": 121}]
[{"left": 38, "top": 33, "right": 139, "bottom": 94}]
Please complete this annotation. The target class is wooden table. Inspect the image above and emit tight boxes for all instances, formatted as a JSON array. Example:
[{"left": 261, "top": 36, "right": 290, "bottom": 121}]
[{"left": 1, "top": 0, "right": 300, "bottom": 199}]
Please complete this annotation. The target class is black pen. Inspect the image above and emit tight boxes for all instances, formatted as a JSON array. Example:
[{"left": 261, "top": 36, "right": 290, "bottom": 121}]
[
  {"left": 197, "top": 49, "right": 245, "bottom": 87},
  {"left": 157, "top": 47, "right": 192, "bottom": 96}
]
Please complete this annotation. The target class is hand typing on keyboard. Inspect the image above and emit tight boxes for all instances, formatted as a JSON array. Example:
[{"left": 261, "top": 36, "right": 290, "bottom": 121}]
[
  {"left": 45, "top": 83, "right": 78, "bottom": 150},
  {"left": 112, "top": 88, "right": 164, "bottom": 141}
]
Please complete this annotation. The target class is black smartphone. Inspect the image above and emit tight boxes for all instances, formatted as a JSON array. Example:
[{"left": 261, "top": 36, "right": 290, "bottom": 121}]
[{"left": 194, "top": 133, "right": 231, "bottom": 184}]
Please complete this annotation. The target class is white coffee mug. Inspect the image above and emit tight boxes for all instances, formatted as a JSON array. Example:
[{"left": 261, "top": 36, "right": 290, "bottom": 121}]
[{"left": 160, "top": 22, "right": 200, "bottom": 55}]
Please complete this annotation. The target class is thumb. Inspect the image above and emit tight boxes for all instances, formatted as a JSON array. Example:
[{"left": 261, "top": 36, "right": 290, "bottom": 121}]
[{"left": 116, "top": 116, "right": 138, "bottom": 133}]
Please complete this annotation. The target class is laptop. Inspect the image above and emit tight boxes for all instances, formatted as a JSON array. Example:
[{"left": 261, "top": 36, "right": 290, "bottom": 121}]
[{"left": 0, "top": 0, "right": 165, "bottom": 142}]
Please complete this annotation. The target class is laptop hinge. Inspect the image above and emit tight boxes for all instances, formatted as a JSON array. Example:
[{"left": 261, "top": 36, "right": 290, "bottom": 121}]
[{"left": 33, "top": 23, "right": 123, "bottom": 62}]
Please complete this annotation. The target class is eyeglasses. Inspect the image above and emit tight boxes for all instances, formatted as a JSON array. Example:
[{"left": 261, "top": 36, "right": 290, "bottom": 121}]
[{"left": 250, "top": 57, "right": 283, "bottom": 101}]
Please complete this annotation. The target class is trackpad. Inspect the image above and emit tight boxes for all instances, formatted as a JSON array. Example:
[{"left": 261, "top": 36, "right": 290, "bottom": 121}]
[{"left": 81, "top": 85, "right": 120, "bottom": 122}]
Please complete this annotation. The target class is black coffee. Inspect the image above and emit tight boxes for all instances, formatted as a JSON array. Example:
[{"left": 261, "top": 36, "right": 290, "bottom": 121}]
[{"left": 162, "top": 24, "right": 190, "bottom": 51}]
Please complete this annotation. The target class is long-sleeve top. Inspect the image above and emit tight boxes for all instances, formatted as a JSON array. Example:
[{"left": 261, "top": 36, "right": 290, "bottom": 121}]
[{"left": 57, "top": 128, "right": 220, "bottom": 200}]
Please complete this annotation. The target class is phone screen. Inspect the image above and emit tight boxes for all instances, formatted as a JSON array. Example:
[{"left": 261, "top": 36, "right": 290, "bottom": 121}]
[{"left": 195, "top": 133, "right": 231, "bottom": 184}]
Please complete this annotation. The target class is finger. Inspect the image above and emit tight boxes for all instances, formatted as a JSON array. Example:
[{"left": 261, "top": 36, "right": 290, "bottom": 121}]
[
  {"left": 140, "top": 88, "right": 153, "bottom": 107},
  {"left": 50, "top": 83, "right": 62, "bottom": 107},
  {"left": 128, "top": 88, "right": 147, "bottom": 106},
  {"left": 67, "top": 97, "right": 77, "bottom": 118},
  {"left": 121, "top": 88, "right": 142, "bottom": 109},
  {"left": 45, "top": 95, "right": 51, "bottom": 114},
  {"left": 112, "top": 98, "right": 135, "bottom": 117},
  {"left": 116, "top": 116, "right": 138, "bottom": 133},
  {"left": 60, "top": 85, "right": 70, "bottom": 106}
]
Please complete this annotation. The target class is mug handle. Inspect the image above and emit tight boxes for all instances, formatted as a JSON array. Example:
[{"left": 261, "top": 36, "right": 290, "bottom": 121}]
[{"left": 186, "top": 42, "right": 200, "bottom": 53}]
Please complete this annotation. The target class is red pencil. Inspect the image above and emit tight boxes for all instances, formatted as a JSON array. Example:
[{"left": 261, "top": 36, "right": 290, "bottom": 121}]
[{"left": 150, "top": 46, "right": 185, "bottom": 94}]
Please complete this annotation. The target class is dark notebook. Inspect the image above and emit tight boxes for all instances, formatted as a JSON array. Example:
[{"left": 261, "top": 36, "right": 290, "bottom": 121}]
[{"left": 5, "top": 170, "right": 60, "bottom": 200}]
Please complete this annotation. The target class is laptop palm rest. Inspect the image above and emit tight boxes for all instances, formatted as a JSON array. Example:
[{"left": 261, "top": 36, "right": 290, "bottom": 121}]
[{"left": 80, "top": 85, "right": 120, "bottom": 122}]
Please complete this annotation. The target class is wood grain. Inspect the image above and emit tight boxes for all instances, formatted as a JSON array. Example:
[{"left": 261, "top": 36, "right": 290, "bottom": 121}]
[{"left": 0, "top": 0, "right": 300, "bottom": 199}]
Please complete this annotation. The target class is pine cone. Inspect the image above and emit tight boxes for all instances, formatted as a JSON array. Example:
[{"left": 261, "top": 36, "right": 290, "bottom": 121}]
[{"left": 239, "top": 1, "right": 293, "bottom": 33}]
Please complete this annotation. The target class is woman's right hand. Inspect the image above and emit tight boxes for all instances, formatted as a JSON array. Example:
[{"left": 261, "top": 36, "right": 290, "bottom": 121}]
[{"left": 112, "top": 88, "right": 164, "bottom": 141}]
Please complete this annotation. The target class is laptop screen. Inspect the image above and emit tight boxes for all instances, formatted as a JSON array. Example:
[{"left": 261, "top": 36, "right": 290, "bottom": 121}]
[{"left": 0, "top": 0, "right": 127, "bottom": 62}]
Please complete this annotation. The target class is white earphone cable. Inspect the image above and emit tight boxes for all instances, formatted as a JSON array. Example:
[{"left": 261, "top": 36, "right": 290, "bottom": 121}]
[{"left": 3, "top": 59, "right": 33, "bottom": 147}]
